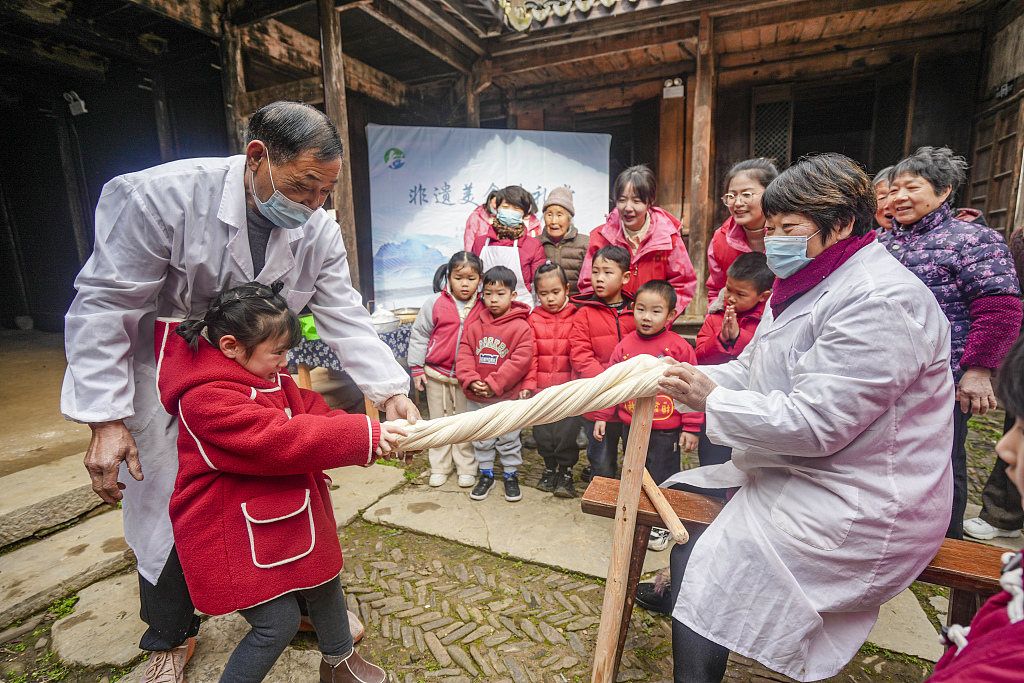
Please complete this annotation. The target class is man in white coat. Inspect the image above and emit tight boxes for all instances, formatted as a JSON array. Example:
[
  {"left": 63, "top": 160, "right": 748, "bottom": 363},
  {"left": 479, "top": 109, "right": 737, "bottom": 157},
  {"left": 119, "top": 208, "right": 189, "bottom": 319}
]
[
  {"left": 658, "top": 154, "right": 953, "bottom": 682},
  {"left": 61, "top": 102, "right": 419, "bottom": 682}
]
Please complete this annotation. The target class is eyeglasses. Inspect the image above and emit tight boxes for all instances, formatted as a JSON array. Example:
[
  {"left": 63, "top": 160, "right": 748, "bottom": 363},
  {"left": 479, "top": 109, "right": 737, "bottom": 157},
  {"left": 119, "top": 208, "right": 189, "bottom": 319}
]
[{"left": 721, "top": 191, "right": 760, "bottom": 206}]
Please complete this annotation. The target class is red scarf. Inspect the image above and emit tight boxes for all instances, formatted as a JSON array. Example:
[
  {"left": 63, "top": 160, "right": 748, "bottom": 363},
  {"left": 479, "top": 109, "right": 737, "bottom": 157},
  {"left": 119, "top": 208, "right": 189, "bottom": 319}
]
[{"left": 770, "top": 231, "right": 876, "bottom": 316}]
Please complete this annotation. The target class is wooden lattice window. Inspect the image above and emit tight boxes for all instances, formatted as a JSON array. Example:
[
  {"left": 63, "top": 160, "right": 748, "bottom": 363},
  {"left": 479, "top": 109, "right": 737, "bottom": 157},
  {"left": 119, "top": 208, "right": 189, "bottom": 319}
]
[
  {"left": 967, "top": 98, "right": 1024, "bottom": 236},
  {"left": 751, "top": 86, "right": 793, "bottom": 168}
]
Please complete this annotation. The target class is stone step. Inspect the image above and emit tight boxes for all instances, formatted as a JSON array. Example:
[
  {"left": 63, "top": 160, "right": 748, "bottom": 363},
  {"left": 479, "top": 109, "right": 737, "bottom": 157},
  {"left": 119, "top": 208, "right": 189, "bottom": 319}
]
[
  {"left": 0, "top": 509, "right": 133, "bottom": 628},
  {"left": 0, "top": 452, "right": 101, "bottom": 547}
]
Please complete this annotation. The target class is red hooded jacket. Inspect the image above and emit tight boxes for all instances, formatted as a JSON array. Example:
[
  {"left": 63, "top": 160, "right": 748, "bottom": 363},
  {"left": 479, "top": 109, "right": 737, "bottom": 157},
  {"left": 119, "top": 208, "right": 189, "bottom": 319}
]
[
  {"left": 456, "top": 301, "right": 534, "bottom": 402},
  {"left": 695, "top": 300, "right": 765, "bottom": 365},
  {"left": 569, "top": 294, "right": 636, "bottom": 421},
  {"left": 592, "top": 329, "right": 704, "bottom": 432},
  {"left": 524, "top": 303, "right": 576, "bottom": 392},
  {"left": 577, "top": 207, "right": 696, "bottom": 314},
  {"left": 927, "top": 551, "right": 1023, "bottom": 682},
  {"left": 155, "top": 319, "right": 380, "bottom": 616},
  {"left": 471, "top": 225, "right": 547, "bottom": 292},
  {"left": 464, "top": 204, "right": 541, "bottom": 251}
]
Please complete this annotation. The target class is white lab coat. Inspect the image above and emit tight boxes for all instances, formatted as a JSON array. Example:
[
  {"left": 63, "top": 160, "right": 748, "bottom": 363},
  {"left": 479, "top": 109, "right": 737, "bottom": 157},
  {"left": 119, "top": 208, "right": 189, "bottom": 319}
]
[
  {"left": 664, "top": 241, "right": 954, "bottom": 681},
  {"left": 61, "top": 155, "right": 409, "bottom": 583}
]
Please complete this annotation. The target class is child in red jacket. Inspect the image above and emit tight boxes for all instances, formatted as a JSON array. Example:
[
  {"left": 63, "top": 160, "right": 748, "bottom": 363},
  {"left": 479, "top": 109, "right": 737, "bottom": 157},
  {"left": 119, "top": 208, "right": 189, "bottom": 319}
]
[
  {"left": 456, "top": 266, "right": 534, "bottom": 503},
  {"left": 521, "top": 263, "right": 580, "bottom": 498},
  {"left": 695, "top": 252, "right": 773, "bottom": 365},
  {"left": 408, "top": 251, "right": 483, "bottom": 489},
  {"left": 470, "top": 185, "right": 546, "bottom": 303},
  {"left": 694, "top": 252, "right": 773, "bottom": 472},
  {"left": 593, "top": 280, "right": 703, "bottom": 551},
  {"left": 570, "top": 245, "right": 636, "bottom": 480},
  {"left": 157, "top": 282, "right": 402, "bottom": 683},
  {"left": 928, "top": 334, "right": 1024, "bottom": 682}
]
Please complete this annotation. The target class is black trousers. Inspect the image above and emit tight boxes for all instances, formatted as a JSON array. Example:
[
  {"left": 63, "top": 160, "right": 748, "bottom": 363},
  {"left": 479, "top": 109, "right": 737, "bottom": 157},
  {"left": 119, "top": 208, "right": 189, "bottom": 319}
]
[
  {"left": 584, "top": 419, "right": 622, "bottom": 478},
  {"left": 138, "top": 546, "right": 201, "bottom": 651},
  {"left": 669, "top": 526, "right": 730, "bottom": 682},
  {"left": 534, "top": 416, "right": 583, "bottom": 469},
  {"left": 695, "top": 425, "right": 733, "bottom": 500},
  {"left": 979, "top": 412, "right": 1024, "bottom": 530},
  {"left": 622, "top": 425, "right": 682, "bottom": 486},
  {"left": 948, "top": 404, "right": 970, "bottom": 539}
]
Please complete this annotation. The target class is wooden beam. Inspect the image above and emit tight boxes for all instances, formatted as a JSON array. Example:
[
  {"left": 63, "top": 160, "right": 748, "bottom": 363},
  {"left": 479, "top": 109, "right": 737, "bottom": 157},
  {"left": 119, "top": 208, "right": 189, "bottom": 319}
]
[
  {"left": 0, "top": 31, "right": 108, "bottom": 79},
  {"left": 658, "top": 87, "right": 686, "bottom": 220},
  {"left": 715, "top": 0, "right": 913, "bottom": 32},
  {"left": 228, "top": 0, "right": 310, "bottom": 26},
  {"left": 392, "top": 0, "right": 486, "bottom": 55},
  {"left": 515, "top": 80, "right": 667, "bottom": 117},
  {"left": 493, "top": 22, "right": 697, "bottom": 74},
  {"left": 241, "top": 19, "right": 408, "bottom": 107},
  {"left": 685, "top": 12, "right": 715, "bottom": 319},
  {"left": 238, "top": 75, "right": 321, "bottom": 112},
  {"left": 359, "top": 0, "right": 473, "bottom": 73},
  {"left": 126, "top": 0, "right": 223, "bottom": 37},
  {"left": 718, "top": 30, "right": 982, "bottom": 87},
  {"left": 438, "top": 0, "right": 491, "bottom": 37},
  {"left": 220, "top": 21, "right": 248, "bottom": 152},
  {"left": 506, "top": 62, "right": 693, "bottom": 105},
  {"left": 318, "top": 0, "right": 360, "bottom": 289}
]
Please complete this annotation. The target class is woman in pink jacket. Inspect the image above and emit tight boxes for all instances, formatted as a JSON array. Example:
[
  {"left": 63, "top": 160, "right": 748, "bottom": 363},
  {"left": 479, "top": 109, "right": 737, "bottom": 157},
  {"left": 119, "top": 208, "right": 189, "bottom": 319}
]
[{"left": 578, "top": 165, "right": 696, "bottom": 315}]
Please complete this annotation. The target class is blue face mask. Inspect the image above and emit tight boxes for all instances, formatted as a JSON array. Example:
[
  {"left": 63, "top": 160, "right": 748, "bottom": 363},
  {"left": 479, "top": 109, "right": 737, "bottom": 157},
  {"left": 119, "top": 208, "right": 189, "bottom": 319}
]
[
  {"left": 249, "top": 155, "right": 315, "bottom": 230},
  {"left": 496, "top": 207, "right": 524, "bottom": 228},
  {"left": 764, "top": 231, "right": 820, "bottom": 279}
]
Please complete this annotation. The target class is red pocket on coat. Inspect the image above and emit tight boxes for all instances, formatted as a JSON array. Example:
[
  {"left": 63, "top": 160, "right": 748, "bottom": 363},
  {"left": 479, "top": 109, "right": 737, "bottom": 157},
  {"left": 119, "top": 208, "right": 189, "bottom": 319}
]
[{"left": 241, "top": 489, "right": 316, "bottom": 568}]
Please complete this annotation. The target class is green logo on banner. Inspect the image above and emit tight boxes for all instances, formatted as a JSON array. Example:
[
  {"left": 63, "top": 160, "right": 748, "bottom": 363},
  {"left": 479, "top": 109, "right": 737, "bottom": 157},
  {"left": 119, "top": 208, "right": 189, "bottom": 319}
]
[{"left": 384, "top": 147, "right": 405, "bottom": 169}]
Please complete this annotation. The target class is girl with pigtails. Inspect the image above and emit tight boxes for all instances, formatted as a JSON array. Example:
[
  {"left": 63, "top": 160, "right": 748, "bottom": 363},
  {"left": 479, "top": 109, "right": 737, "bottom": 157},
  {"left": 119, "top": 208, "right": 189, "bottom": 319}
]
[{"left": 156, "top": 281, "right": 403, "bottom": 683}]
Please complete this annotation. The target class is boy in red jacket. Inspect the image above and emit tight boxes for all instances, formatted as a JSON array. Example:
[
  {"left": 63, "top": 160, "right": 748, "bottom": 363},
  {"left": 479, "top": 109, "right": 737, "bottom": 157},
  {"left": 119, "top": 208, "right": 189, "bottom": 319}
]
[
  {"left": 594, "top": 280, "right": 703, "bottom": 551},
  {"left": 928, "top": 334, "right": 1024, "bottom": 682},
  {"left": 456, "top": 266, "right": 534, "bottom": 503},
  {"left": 695, "top": 252, "right": 773, "bottom": 365},
  {"left": 569, "top": 245, "right": 636, "bottom": 479}
]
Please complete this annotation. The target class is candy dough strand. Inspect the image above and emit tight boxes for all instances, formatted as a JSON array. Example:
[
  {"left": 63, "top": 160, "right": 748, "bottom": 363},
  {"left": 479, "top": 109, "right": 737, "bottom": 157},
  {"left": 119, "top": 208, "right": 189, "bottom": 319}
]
[{"left": 391, "top": 354, "right": 670, "bottom": 452}]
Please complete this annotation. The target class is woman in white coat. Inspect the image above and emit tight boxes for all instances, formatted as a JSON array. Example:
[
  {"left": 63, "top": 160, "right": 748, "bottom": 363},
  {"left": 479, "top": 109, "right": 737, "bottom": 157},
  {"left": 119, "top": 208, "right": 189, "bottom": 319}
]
[
  {"left": 61, "top": 102, "right": 419, "bottom": 682},
  {"left": 659, "top": 154, "right": 954, "bottom": 682}
]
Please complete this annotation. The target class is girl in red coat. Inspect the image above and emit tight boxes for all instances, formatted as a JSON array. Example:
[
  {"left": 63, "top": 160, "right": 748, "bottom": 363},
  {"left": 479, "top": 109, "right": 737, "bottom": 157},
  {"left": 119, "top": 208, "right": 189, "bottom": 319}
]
[
  {"left": 156, "top": 282, "right": 402, "bottom": 683},
  {"left": 578, "top": 165, "right": 696, "bottom": 315},
  {"left": 704, "top": 158, "right": 779, "bottom": 304},
  {"left": 408, "top": 252, "right": 483, "bottom": 489},
  {"left": 521, "top": 263, "right": 581, "bottom": 497}
]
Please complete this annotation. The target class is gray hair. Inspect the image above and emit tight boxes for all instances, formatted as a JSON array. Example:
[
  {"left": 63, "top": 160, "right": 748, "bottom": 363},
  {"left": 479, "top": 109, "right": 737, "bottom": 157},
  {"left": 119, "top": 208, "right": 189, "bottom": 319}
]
[
  {"left": 872, "top": 166, "right": 893, "bottom": 188},
  {"left": 889, "top": 147, "right": 968, "bottom": 200},
  {"left": 245, "top": 101, "right": 343, "bottom": 163}
]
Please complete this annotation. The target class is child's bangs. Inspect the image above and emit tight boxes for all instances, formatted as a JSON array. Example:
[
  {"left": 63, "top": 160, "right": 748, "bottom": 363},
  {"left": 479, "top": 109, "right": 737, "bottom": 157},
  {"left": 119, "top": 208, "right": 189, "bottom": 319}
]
[{"left": 260, "top": 309, "right": 303, "bottom": 351}]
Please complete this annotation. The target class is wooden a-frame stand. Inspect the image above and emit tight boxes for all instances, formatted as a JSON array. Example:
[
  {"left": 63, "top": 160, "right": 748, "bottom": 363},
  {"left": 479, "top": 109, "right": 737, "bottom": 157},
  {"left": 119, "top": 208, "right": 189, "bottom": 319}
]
[{"left": 590, "top": 395, "right": 663, "bottom": 683}]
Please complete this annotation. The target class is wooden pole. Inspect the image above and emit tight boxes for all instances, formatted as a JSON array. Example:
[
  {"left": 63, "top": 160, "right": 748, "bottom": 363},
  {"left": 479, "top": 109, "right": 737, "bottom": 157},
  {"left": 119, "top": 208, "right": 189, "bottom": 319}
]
[
  {"left": 657, "top": 88, "right": 686, "bottom": 220},
  {"left": 642, "top": 469, "right": 689, "bottom": 543},
  {"left": 902, "top": 52, "right": 920, "bottom": 156},
  {"left": 219, "top": 21, "right": 247, "bottom": 152},
  {"left": 591, "top": 396, "right": 657, "bottom": 683},
  {"left": 152, "top": 74, "right": 176, "bottom": 162},
  {"left": 684, "top": 11, "right": 716, "bottom": 319},
  {"left": 317, "top": 0, "right": 360, "bottom": 290}
]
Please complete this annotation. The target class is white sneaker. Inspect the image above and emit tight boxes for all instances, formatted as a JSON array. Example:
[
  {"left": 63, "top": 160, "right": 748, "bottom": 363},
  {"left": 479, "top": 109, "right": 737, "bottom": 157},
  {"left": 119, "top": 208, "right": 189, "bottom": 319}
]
[
  {"left": 428, "top": 473, "right": 449, "bottom": 487},
  {"left": 457, "top": 474, "right": 477, "bottom": 488},
  {"left": 963, "top": 517, "right": 1022, "bottom": 540},
  {"left": 648, "top": 528, "right": 672, "bottom": 552}
]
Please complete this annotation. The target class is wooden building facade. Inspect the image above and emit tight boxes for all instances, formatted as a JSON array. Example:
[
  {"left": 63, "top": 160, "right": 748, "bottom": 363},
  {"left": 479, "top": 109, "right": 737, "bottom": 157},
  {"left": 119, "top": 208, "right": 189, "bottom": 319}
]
[{"left": 2, "top": 0, "right": 1023, "bottom": 328}]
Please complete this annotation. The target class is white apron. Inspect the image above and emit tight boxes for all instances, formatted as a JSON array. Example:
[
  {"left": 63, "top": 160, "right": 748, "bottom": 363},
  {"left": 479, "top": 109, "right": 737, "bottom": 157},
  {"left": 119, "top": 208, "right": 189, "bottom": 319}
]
[
  {"left": 662, "top": 242, "right": 954, "bottom": 681},
  {"left": 61, "top": 155, "right": 410, "bottom": 583},
  {"left": 479, "top": 238, "right": 532, "bottom": 305}
]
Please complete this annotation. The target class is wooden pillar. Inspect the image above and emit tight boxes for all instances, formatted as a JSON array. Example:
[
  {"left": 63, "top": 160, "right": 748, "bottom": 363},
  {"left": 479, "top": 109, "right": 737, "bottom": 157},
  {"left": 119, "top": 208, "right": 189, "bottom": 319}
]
[
  {"left": 55, "top": 109, "right": 91, "bottom": 265},
  {"left": 517, "top": 109, "right": 544, "bottom": 131},
  {"left": 318, "top": 0, "right": 360, "bottom": 289},
  {"left": 658, "top": 83, "right": 686, "bottom": 221},
  {"left": 681, "top": 74, "right": 696, "bottom": 231},
  {"left": 902, "top": 52, "right": 920, "bottom": 155},
  {"left": 466, "top": 85, "right": 480, "bottom": 128},
  {"left": 219, "top": 21, "right": 247, "bottom": 152},
  {"left": 152, "top": 74, "right": 176, "bottom": 162},
  {"left": 685, "top": 12, "right": 716, "bottom": 319}
]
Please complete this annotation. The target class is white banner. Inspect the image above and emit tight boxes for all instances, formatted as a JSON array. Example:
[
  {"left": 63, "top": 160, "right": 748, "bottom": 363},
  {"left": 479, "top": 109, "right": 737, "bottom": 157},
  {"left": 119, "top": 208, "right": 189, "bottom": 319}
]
[{"left": 367, "top": 124, "right": 610, "bottom": 308}]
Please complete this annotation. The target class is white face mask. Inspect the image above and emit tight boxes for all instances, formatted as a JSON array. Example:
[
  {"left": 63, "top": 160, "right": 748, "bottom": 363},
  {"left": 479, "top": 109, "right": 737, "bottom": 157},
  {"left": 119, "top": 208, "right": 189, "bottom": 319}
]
[{"left": 249, "top": 155, "right": 315, "bottom": 229}]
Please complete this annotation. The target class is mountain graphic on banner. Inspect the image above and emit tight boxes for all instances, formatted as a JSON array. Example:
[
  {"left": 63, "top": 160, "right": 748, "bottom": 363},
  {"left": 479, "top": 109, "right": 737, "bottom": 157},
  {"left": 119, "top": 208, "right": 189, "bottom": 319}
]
[{"left": 373, "top": 236, "right": 449, "bottom": 306}]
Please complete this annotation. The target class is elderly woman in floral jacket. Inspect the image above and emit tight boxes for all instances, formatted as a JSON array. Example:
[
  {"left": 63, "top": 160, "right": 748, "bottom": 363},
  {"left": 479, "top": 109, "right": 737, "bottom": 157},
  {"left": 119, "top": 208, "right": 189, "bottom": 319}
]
[{"left": 880, "top": 146, "right": 1022, "bottom": 539}]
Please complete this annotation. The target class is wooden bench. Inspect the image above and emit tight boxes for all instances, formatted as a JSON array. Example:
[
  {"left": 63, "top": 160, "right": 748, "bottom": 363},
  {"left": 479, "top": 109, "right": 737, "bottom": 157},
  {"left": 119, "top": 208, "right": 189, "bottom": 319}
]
[{"left": 582, "top": 476, "right": 1006, "bottom": 675}]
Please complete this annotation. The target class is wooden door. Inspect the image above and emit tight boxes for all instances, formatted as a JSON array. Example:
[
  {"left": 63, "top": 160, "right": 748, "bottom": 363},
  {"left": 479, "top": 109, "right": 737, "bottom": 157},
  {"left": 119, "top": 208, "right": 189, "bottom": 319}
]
[{"left": 967, "top": 96, "right": 1024, "bottom": 236}]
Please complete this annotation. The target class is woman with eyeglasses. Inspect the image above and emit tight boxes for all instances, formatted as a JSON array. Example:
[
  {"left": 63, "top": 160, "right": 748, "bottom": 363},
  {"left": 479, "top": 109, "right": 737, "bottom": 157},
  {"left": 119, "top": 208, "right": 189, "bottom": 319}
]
[{"left": 705, "top": 158, "right": 779, "bottom": 304}]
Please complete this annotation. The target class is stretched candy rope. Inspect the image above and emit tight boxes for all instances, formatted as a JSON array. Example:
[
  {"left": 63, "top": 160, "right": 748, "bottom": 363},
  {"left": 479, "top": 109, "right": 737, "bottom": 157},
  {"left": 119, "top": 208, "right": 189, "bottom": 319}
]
[{"left": 391, "top": 354, "right": 671, "bottom": 452}]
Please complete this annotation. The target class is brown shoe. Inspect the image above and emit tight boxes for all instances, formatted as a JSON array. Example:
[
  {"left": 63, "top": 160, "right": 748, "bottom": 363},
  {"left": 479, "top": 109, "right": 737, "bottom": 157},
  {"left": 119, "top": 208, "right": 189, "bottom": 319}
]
[
  {"left": 299, "top": 610, "right": 365, "bottom": 643},
  {"left": 319, "top": 649, "right": 385, "bottom": 683},
  {"left": 141, "top": 636, "right": 196, "bottom": 683}
]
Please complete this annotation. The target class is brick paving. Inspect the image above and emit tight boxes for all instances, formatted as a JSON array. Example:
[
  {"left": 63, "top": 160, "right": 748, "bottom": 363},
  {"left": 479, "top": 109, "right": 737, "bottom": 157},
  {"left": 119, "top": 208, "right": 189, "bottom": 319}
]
[{"left": 293, "top": 520, "right": 934, "bottom": 682}]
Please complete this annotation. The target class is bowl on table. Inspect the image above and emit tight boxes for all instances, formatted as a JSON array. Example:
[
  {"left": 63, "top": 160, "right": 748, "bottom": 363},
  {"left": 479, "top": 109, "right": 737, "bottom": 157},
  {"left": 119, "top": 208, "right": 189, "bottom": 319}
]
[
  {"left": 392, "top": 307, "right": 419, "bottom": 325},
  {"left": 370, "top": 308, "right": 400, "bottom": 334}
]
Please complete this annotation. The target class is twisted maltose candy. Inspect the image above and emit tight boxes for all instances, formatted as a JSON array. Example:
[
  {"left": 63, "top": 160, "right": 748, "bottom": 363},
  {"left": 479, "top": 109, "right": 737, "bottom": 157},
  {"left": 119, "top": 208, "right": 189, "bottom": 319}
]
[{"left": 391, "top": 354, "right": 670, "bottom": 452}]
